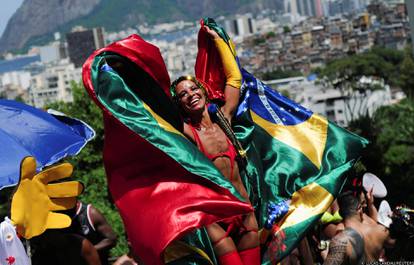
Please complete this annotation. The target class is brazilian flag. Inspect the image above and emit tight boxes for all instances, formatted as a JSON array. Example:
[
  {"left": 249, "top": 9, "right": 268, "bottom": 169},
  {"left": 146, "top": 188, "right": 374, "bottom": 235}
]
[
  {"left": 235, "top": 70, "right": 367, "bottom": 263},
  {"left": 83, "top": 20, "right": 368, "bottom": 264},
  {"left": 198, "top": 18, "right": 368, "bottom": 264}
]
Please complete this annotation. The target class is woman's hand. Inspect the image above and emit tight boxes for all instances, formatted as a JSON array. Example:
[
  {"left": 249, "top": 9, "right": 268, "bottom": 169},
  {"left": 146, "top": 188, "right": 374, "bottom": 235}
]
[{"left": 204, "top": 25, "right": 220, "bottom": 39}]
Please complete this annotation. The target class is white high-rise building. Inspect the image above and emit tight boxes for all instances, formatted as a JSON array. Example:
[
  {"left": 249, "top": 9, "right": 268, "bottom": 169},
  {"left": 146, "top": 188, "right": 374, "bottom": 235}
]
[
  {"left": 0, "top": 71, "right": 32, "bottom": 100},
  {"left": 406, "top": 0, "right": 414, "bottom": 54},
  {"left": 223, "top": 14, "right": 256, "bottom": 38},
  {"left": 39, "top": 42, "right": 67, "bottom": 64},
  {"left": 28, "top": 60, "right": 81, "bottom": 107},
  {"left": 1, "top": 71, "right": 31, "bottom": 91}
]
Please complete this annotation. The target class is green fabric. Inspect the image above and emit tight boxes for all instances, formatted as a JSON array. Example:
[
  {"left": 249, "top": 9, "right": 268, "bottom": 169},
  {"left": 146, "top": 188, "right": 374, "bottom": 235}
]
[
  {"left": 233, "top": 111, "right": 367, "bottom": 263},
  {"left": 166, "top": 228, "right": 218, "bottom": 265},
  {"left": 90, "top": 32, "right": 367, "bottom": 264},
  {"left": 202, "top": 18, "right": 231, "bottom": 43},
  {"left": 91, "top": 53, "right": 243, "bottom": 200}
]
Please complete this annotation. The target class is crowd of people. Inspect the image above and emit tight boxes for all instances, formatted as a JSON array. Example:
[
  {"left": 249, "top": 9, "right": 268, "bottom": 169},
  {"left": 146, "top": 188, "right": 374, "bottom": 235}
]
[
  {"left": 28, "top": 200, "right": 117, "bottom": 265},
  {"left": 5, "top": 21, "right": 413, "bottom": 265},
  {"left": 28, "top": 184, "right": 412, "bottom": 265},
  {"left": 108, "top": 24, "right": 413, "bottom": 265}
]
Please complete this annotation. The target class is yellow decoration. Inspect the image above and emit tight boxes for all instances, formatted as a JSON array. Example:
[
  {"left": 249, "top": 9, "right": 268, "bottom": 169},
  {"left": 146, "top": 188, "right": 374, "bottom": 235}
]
[
  {"left": 251, "top": 111, "right": 328, "bottom": 169},
  {"left": 320, "top": 211, "right": 343, "bottom": 224},
  {"left": 213, "top": 38, "right": 241, "bottom": 89},
  {"left": 164, "top": 240, "right": 214, "bottom": 265},
  {"left": 11, "top": 157, "right": 84, "bottom": 239}
]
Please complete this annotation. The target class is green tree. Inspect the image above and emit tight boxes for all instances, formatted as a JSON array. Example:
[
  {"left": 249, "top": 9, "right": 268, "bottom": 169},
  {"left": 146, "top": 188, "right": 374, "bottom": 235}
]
[
  {"left": 283, "top": 25, "right": 291, "bottom": 33},
  {"left": 349, "top": 99, "right": 414, "bottom": 207},
  {"left": 261, "top": 68, "right": 302, "bottom": 80},
  {"left": 398, "top": 47, "right": 414, "bottom": 100},
  {"left": 47, "top": 81, "right": 127, "bottom": 257},
  {"left": 253, "top": 37, "right": 266, "bottom": 45},
  {"left": 320, "top": 47, "right": 403, "bottom": 123}
]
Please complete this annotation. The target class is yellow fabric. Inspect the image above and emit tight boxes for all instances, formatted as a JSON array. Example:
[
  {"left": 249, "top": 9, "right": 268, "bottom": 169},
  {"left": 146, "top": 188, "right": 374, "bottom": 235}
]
[
  {"left": 11, "top": 157, "right": 84, "bottom": 239},
  {"left": 251, "top": 111, "right": 328, "bottom": 169},
  {"left": 164, "top": 240, "right": 214, "bottom": 265},
  {"left": 213, "top": 38, "right": 241, "bottom": 89},
  {"left": 142, "top": 102, "right": 184, "bottom": 137},
  {"left": 279, "top": 182, "right": 334, "bottom": 229}
]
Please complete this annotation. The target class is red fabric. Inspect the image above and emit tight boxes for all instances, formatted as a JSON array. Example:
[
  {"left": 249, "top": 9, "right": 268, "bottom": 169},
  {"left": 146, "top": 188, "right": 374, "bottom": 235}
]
[
  {"left": 82, "top": 34, "right": 171, "bottom": 109},
  {"left": 239, "top": 246, "right": 261, "bottom": 265},
  {"left": 82, "top": 34, "right": 253, "bottom": 265},
  {"left": 218, "top": 250, "right": 244, "bottom": 265},
  {"left": 195, "top": 20, "right": 226, "bottom": 103}
]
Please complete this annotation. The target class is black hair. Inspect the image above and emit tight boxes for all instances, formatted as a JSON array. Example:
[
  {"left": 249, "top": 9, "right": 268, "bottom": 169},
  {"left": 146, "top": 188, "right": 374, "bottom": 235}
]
[{"left": 338, "top": 190, "right": 361, "bottom": 219}]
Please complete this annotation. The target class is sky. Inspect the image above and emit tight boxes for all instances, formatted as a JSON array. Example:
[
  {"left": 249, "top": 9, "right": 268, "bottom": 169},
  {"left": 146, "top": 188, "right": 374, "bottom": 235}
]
[{"left": 0, "top": 0, "right": 24, "bottom": 37}]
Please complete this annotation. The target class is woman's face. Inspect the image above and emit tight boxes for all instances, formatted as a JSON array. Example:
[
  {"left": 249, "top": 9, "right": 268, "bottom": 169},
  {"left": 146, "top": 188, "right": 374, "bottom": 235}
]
[{"left": 175, "top": 80, "right": 206, "bottom": 114}]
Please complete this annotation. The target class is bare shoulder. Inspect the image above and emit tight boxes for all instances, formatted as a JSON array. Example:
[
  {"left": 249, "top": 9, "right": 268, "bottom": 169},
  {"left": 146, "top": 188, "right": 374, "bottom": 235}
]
[
  {"left": 324, "top": 233, "right": 350, "bottom": 265},
  {"left": 182, "top": 123, "right": 196, "bottom": 143}
]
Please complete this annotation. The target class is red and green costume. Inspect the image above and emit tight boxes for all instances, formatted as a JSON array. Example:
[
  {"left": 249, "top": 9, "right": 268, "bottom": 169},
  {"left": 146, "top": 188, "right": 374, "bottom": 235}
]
[
  {"left": 82, "top": 34, "right": 252, "bottom": 265},
  {"left": 83, "top": 18, "right": 367, "bottom": 265}
]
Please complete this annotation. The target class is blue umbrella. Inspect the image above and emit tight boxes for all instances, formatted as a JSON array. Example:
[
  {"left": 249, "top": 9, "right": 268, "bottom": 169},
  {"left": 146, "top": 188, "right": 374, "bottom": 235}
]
[{"left": 0, "top": 99, "right": 95, "bottom": 189}]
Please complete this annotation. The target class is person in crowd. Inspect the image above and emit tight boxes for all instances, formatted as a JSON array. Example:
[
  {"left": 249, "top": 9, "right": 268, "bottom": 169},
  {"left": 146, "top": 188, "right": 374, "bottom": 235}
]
[
  {"left": 324, "top": 189, "right": 393, "bottom": 265},
  {"left": 170, "top": 25, "right": 259, "bottom": 265},
  {"left": 31, "top": 230, "right": 102, "bottom": 265},
  {"left": 387, "top": 205, "right": 414, "bottom": 260},
  {"left": 68, "top": 201, "right": 118, "bottom": 265},
  {"left": 281, "top": 237, "right": 314, "bottom": 265},
  {"left": 318, "top": 199, "right": 345, "bottom": 261}
]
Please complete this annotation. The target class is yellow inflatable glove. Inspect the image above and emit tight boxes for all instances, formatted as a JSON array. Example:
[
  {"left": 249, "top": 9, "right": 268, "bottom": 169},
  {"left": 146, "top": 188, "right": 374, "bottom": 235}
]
[
  {"left": 11, "top": 156, "right": 84, "bottom": 239},
  {"left": 213, "top": 38, "right": 242, "bottom": 89}
]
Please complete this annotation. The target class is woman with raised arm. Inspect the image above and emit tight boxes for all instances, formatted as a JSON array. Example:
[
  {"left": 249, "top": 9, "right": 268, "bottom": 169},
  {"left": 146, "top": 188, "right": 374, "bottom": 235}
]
[{"left": 170, "top": 26, "right": 260, "bottom": 265}]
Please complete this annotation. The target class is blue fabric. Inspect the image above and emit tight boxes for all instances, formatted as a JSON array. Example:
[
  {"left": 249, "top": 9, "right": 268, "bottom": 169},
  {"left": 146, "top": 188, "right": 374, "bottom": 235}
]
[
  {"left": 0, "top": 100, "right": 95, "bottom": 189},
  {"left": 238, "top": 69, "right": 312, "bottom": 126}
]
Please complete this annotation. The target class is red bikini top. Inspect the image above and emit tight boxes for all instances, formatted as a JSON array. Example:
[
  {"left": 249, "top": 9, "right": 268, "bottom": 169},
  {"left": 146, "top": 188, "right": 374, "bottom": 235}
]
[{"left": 189, "top": 124, "right": 237, "bottom": 181}]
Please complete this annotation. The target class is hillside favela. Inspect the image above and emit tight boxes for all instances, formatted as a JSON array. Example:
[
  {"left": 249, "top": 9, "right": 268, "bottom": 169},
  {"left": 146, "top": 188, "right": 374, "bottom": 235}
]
[{"left": 0, "top": 0, "right": 413, "bottom": 264}]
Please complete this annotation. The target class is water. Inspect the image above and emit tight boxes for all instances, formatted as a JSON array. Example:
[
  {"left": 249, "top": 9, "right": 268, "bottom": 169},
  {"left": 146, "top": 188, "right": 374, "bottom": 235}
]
[{"left": 0, "top": 55, "right": 40, "bottom": 74}]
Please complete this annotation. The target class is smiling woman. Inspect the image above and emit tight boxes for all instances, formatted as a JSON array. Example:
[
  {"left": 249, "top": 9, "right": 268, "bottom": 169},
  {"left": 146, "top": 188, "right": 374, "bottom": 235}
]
[{"left": 170, "top": 25, "right": 260, "bottom": 265}]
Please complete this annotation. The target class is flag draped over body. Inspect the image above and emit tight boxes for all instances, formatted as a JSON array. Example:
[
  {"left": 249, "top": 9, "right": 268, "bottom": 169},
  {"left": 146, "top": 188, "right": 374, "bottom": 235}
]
[
  {"left": 82, "top": 34, "right": 253, "bottom": 265},
  {"left": 0, "top": 100, "right": 94, "bottom": 189},
  {"left": 195, "top": 18, "right": 368, "bottom": 264}
]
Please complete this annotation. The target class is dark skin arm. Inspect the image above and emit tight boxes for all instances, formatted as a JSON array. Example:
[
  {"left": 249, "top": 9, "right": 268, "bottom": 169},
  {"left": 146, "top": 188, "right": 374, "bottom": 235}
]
[
  {"left": 89, "top": 205, "right": 118, "bottom": 252},
  {"left": 324, "top": 229, "right": 364, "bottom": 265},
  {"left": 366, "top": 188, "right": 378, "bottom": 222},
  {"left": 82, "top": 238, "right": 102, "bottom": 265}
]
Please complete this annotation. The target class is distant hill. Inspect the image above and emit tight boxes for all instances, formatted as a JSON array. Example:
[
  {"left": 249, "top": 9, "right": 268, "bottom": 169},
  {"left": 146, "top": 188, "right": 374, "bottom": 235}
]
[{"left": 0, "top": 0, "right": 284, "bottom": 53}]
